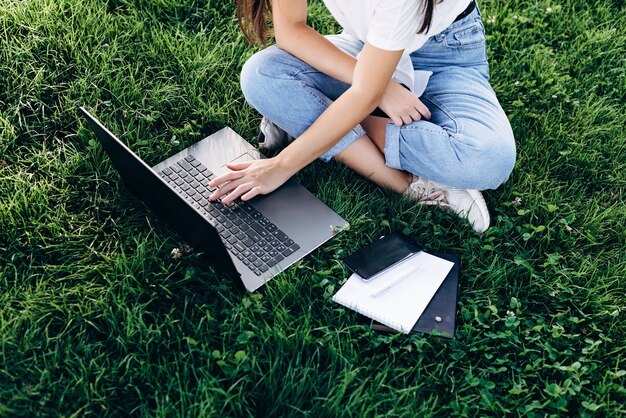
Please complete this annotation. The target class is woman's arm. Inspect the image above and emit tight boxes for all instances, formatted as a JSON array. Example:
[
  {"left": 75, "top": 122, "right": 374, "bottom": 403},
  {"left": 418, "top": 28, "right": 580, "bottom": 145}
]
[
  {"left": 271, "top": 0, "right": 355, "bottom": 84},
  {"left": 209, "top": 0, "right": 423, "bottom": 203},
  {"left": 271, "top": 0, "right": 430, "bottom": 126}
]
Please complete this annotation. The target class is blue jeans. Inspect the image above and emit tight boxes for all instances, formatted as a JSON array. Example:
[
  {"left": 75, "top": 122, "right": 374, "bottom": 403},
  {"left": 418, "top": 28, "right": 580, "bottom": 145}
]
[{"left": 239, "top": 8, "right": 515, "bottom": 190}]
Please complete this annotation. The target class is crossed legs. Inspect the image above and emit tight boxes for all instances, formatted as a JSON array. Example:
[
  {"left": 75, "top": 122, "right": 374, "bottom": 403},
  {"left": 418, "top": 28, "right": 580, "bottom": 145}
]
[{"left": 332, "top": 116, "right": 412, "bottom": 194}]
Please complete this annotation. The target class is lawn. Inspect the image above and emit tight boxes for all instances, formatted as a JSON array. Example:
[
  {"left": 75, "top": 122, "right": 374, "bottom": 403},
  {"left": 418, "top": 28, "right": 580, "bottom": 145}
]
[{"left": 1, "top": 0, "right": 625, "bottom": 416}]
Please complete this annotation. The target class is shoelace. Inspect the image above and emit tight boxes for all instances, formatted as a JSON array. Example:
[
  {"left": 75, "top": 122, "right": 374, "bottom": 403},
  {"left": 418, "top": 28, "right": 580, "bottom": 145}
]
[{"left": 407, "top": 180, "right": 450, "bottom": 207}]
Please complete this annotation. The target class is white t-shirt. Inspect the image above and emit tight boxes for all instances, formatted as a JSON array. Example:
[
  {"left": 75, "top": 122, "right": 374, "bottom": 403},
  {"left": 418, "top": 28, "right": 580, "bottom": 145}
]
[{"left": 322, "top": 0, "right": 473, "bottom": 93}]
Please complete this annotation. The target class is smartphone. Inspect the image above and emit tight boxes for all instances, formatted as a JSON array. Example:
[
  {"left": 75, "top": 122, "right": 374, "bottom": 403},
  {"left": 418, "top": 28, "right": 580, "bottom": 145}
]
[{"left": 342, "top": 232, "right": 419, "bottom": 281}]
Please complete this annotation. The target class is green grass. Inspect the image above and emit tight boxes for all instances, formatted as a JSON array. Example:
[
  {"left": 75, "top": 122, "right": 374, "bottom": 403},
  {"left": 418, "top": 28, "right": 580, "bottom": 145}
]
[{"left": 1, "top": 0, "right": 625, "bottom": 416}]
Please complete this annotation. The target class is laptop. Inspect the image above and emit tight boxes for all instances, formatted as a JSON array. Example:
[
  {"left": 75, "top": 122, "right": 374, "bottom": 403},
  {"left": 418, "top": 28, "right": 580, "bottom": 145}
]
[{"left": 79, "top": 107, "right": 349, "bottom": 291}]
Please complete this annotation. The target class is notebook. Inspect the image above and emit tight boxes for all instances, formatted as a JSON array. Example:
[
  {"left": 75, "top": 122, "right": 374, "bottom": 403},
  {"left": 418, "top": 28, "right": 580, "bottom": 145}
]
[
  {"left": 369, "top": 252, "right": 460, "bottom": 338},
  {"left": 332, "top": 251, "right": 454, "bottom": 334}
]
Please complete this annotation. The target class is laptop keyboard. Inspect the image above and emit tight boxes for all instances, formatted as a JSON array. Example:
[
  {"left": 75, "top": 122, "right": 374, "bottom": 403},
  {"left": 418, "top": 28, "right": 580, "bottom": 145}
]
[{"left": 158, "top": 155, "right": 300, "bottom": 276}]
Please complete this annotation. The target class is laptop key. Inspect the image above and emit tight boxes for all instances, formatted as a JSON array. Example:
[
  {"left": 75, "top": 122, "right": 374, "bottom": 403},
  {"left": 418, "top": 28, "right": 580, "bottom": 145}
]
[
  {"left": 236, "top": 252, "right": 247, "bottom": 261},
  {"left": 251, "top": 223, "right": 270, "bottom": 237},
  {"left": 273, "top": 230, "right": 289, "bottom": 242},
  {"left": 274, "top": 254, "right": 285, "bottom": 262},
  {"left": 245, "top": 230, "right": 262, "bottom": 242},
  {"left": 268, "top": 238, "right": 281, "bottom": 247},
  {"left": 179, "top": 160, "right": 193, "bottom": 172},
  {"left": 267, "top": 254, "right": 284, "bottom": 267}
]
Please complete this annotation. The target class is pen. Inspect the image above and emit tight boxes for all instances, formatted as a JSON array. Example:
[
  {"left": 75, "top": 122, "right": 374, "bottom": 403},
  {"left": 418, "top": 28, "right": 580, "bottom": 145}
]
[{"left": 369, "top": 270, "right": 417, "bottom": 298}]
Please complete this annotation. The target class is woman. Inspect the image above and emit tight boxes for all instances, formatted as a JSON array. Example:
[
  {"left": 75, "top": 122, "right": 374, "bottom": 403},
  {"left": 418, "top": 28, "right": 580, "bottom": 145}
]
[{"left": 209, "top": 0, "right": 516, "bottom": 233}]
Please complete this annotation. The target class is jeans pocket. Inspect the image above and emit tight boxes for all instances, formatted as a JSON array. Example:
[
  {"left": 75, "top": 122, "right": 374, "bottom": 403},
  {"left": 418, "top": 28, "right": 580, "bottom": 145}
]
[{"left": 443, "top": 19, "right": 485, "bottom": 49}]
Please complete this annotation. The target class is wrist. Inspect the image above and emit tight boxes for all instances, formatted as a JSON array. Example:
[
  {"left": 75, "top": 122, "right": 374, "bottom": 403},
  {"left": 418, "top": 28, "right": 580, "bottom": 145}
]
[{"left": 274, "top": 151, "right": 302, "bottom": 177}]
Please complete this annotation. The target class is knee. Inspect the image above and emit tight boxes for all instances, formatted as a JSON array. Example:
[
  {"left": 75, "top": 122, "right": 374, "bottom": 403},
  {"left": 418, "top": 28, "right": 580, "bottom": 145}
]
[
  {"left": 240, "top": 48, "right": 271, "bottom": 107},
  {"left": 462, "top": 130, "right": 516, "bottom": 190},
  {"left": 240, "top": 46, "right": 293, "bottom": 108}
]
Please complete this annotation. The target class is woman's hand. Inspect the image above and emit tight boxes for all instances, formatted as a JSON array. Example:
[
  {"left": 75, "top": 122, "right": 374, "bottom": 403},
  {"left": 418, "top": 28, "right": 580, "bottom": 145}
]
[
  {"left": 378, "top": 81, "right": 431, "bottom": 126},
  {"left": 208, "top": 157, "right": 295, "bottom": 205}
]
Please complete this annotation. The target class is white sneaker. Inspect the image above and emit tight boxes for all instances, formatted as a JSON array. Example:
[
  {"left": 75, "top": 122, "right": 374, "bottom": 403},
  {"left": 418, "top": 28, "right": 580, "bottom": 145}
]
[
  {"left": 258, "top": 117, "right": 294, "bottom": 151},
  {"left": 405, "top": 175, "right": 491, "bottom": 233}
]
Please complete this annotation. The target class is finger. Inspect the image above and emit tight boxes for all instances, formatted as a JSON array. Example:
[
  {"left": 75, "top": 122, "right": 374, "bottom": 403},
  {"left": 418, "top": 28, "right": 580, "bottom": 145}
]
[
  {"left": 208, "top": 184, "right": 231, "bottom": 201},
  {"left": 391, "top": 115, "right": 403, "bottom": 126},
  {"left": 226, "top": 161, "right": 254, "bottom": 171},
  {"left": 213, "top": 178, "right": 242, "bottom": 197},
  {"left": 400, "top": 114, "right": 413, "bottom": 125},
  {"left": 209, "top": 170, "right": 245, "bottom": 188},
  {"left": 221, "top": 183, "right": 254, "bottom": 205},
  {"left": 410, "top": 110, "right": 422, "bottom": 122},
  {"left": 241, "top": 186, "right": 264, "bottom": 202},
  {"left": 416, "top": 103, "right": 431, "bottom": 120}
]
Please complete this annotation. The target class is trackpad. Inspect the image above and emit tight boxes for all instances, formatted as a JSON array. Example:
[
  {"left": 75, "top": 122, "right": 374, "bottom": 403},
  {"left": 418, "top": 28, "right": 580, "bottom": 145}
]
[
  {"left": 226, "top": 152, "right": 256, "bottom": 166},
  {"left": 216, "top": 152, "right": 256, "bottom": 176}
]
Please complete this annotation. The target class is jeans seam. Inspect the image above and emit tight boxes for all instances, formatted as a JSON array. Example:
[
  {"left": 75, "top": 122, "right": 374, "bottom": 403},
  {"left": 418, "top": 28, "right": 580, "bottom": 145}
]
[
  {"left": 299, "top": 80, "right": 331, "bottom": 109},
  {"left": 420, "top": 95, "right": 464, "bottom": 138}
]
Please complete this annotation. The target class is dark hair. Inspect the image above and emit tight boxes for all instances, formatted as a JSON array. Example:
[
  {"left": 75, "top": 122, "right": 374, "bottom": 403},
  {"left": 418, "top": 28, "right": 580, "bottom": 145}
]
[
  {"left": 418, "top": 0, "right": 440, "bottom": 34},
  {"left": 237, "top": 0, "right": 272, "bottom": 45},
  {"left": 236, "top": 0, "right": 438, "bottom": 45}
]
